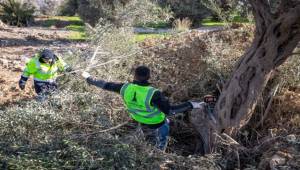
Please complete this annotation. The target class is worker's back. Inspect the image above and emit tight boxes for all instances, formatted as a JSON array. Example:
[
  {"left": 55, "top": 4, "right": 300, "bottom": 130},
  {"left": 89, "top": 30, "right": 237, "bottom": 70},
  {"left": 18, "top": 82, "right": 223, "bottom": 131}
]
[{"left": 121, "top": 83, "right": 165, "bottom": 125}]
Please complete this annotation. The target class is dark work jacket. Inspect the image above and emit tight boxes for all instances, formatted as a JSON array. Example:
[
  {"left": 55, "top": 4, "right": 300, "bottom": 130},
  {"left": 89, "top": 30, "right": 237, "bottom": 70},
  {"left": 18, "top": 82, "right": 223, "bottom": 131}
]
[{"left": 86, "top": 77, "right": 192, "bottom": 128}]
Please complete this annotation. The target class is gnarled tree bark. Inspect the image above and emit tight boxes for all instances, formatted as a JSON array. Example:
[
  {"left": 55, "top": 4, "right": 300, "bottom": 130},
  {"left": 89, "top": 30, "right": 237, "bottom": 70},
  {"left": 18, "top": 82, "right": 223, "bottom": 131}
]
[{"left": 191, "top": 0, "right": 300, "bottom": 154}]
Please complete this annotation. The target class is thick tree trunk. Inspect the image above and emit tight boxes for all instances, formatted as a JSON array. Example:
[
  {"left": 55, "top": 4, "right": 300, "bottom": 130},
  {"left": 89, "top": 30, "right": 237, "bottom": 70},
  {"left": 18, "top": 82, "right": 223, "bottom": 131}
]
[
  {"left": 191, "top": 0, "right": 300, "bottom": 154},
  {"left": 215, "top": 0, "right": 300, "bottom": 133}
]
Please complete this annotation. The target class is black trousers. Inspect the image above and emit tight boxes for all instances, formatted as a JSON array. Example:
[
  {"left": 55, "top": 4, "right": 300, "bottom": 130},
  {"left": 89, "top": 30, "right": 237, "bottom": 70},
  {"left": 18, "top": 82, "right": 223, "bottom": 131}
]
[{"left": 34, "top": 81, "right": 58, "bottom": 95}]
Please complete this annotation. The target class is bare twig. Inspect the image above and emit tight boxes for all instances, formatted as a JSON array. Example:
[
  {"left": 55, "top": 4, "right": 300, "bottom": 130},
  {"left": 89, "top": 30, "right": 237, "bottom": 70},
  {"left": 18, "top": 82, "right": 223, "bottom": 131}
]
[
  {"left": 72, "top": 121, "right": 129, "bottom": 138},
  {"left": 85, "top": 46, "right": 100, "bottom": 72},
  {"left": 235, "top": 150, "right": 240, "bottom": 170},
  {"left": 57, "top": 58, "right": 120, "bottom": 77},
  {"left": 214, "top": 132, "right": 246, "bottom": 150},
  {"left": 57, "top": 41, "right": 156, "bottom": 78},
  {"left": 85, "top": 23, "right": 96, "bottom": 33},
  {"left": 221, "top": 133, "right": 242, "bottom": 146},
  {"left": 251, "top": 136, "right": 284, "bottom": 152},
  {"left": 255, "top": 84, "right": 280, "bottom": 128},
  {"left": 290, "top": 52, "right": 300, "bottom": 56}
]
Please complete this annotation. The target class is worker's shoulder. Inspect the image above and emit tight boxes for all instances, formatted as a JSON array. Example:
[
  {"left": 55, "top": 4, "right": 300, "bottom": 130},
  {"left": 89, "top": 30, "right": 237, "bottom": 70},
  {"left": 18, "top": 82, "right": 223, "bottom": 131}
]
[
  {"left": 26, "top": 55, "right": 40, "bottom": 65},
  {"left": 55, "top": 55, "right": 64, "bottom": 61},
  {"left": 152, "top": 88, "right": 162, "bottom": 97}
]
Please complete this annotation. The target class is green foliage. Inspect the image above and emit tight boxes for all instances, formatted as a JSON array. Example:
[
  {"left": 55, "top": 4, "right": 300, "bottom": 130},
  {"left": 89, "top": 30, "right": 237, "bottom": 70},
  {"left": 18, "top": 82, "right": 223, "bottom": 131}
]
[
  {"left": 0, "top": 69, "right": 220, "bottom": 169},
  {"left": 58, "top": 0, "right": 126, "bottom": 26},
  {"left": 155, "top": 0, "right": 211, "bottom": 24},
  {"left": 42, "top": 16, "right": 83, "bottom": 27},
  {"left": 0, "top": 0, "right": 35, "bottom": 26},
  {"left": 0, "top": 89, "right": 159, "bottom": 169},
  {"left": 58, "top": 0, "right": 78, "bottom": 16},
  {"left": 59, "top": 0, "right": 173, "bottom": 27},
  {"left": 201, "top": 0, "right": 252, "bottom": 23}
]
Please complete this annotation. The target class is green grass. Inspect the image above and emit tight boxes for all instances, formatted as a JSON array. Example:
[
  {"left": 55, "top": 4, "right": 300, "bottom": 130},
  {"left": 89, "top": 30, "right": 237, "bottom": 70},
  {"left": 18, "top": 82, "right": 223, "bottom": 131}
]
[
  {"left": 41, "top": 16, "right": 86, "bottom": 41},
  {"left": 68, "top": 31, "right": 87, "bottom": 41},
  {"left": 135, "top": 21, "right": 170, "bottom": 29},
  {"left": 134, "top": 33, "right": 170, "bottom": 42},
  {"left": 201, "top": 16, "right": 251, "bottom": 27},
  {"left": 232, "top": 16, "right": 251, "bottom": 23},
  {"left": 65, "top": 25, "right": 85, "bottom": 32},
  {"left": 201, "top": 21, "right": 227, "bottom": 26}
]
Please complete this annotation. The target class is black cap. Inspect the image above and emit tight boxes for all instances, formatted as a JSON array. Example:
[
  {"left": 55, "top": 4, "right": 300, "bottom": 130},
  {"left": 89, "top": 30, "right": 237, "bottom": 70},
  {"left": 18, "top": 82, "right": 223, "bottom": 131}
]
[
  {"left": 40, "top": 49, "right": 55, "bottom": 60},
  {"left": 135, "top": 66, "right": 150, "bottom": 81}
]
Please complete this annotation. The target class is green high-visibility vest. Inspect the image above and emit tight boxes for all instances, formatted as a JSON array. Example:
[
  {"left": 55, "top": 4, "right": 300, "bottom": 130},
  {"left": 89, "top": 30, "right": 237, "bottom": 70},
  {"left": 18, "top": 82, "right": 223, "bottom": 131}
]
[
  {"left": 22, "top": 54, "right": 67, "bottom": 82},
  {"left": 120, "top": 83, "right": 165, "bottom": 125}
]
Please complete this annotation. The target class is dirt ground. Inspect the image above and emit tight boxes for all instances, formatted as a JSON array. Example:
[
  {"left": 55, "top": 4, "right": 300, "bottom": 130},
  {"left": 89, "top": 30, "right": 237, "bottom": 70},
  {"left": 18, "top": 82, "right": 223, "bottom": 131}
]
[{"left": 0, "top": 22, "right": 88, "bottom": 105}]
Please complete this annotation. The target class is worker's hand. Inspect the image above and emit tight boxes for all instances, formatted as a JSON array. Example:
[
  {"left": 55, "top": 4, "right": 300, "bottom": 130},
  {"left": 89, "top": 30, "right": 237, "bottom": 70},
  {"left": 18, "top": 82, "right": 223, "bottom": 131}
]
[
  {"left": 81, "top": 71, "right": 91, "bottom": 79},
  {"left": 18, "top": 80, "right": 26, "bottom": 90},
  {"left": 65, "top": 66, "right": 73, "bottom": 72},
  {"left": 189, "top": 101, "right": 206, "bottom": 109}
]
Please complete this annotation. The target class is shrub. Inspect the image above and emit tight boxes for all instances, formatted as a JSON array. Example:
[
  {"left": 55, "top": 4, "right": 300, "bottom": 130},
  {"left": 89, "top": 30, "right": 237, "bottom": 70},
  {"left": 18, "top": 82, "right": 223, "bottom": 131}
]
[
  {"left": 34, "top": 0, "right": 63, "bottom": 15},
  {"left": 172, "top": 17, "right": 192, "bottom": 32},
  {"left": 59, "top": 0, "right": 173, "bottom": 27},
  {"left": 0, "top": 0, "right": 35, "bottom": 26},
  {"left": 58, "top": 0, "right": 78, "bottom": 16},
  {"left": 155, "top": 0, "right": 211, "bottom": 24}
]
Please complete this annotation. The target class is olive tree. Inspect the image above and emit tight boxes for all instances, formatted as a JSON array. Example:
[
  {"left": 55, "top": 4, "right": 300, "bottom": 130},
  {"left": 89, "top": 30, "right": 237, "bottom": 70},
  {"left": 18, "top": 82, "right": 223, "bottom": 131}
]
[{"left": 190, "top": 0, "right": 300, "bottom": 154}]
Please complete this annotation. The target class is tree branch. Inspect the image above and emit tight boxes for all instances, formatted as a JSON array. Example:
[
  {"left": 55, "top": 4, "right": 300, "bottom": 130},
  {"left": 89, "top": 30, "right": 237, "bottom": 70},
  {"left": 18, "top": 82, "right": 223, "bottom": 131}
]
[
  {"left": 290, "top": 53, "right": 300, "bottom": 56},
  {"left": 278, "top": 0, "right": 300, "bottom": 14},
  {"left": 273, "top": 3, "right": 300, "bottom": 67},
  {"left": 249, "top": 0, "right": 274, "bottom": 28}
]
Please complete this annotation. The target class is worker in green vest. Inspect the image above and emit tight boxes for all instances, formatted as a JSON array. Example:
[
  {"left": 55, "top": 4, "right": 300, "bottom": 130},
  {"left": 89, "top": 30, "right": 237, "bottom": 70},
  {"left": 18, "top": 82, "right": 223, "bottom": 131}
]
[
  {"left": 19, "top": 49, "right": 69, "bottom": 101},
  {"left": 81, "top": 66, "right": 203, "bottom": 150}
]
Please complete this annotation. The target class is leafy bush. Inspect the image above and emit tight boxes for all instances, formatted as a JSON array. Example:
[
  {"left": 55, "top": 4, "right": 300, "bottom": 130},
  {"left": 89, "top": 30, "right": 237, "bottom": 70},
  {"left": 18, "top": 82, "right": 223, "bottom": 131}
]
[
  {"left": 0, "top": 0, "right": 35, "bottom": 26},
  {"left": 155, "top": 0, "right": 211, "bottom": 25},
  {"left": 58, "top": 0, "right": 128, "bottom": 26},
  {"left": 201, "top": 0, "right": 252, "bottom": 23},
  {"left": 34, "top": 0, "right": 62, "bottom": 15},
  {"left": 59, "top": 0, "right": 173, "bottom": 27},
  {"left": 58, "top": 0, "right": 78, "bottom": 16}
]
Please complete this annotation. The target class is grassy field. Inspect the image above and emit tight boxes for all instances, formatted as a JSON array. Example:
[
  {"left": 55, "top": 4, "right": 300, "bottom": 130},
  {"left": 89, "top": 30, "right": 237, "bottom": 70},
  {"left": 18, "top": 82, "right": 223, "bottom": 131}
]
[
  {"left": 42, "top": 16, "right": 171, "bottom": 42},
  {"left": 135, "top": 21, "right": 170, "bottom": 29},
  {"left": 201, "top": 18, "right": 227, "bottom": 26},
  {"left": 40, "top": 16, "right": 251, "bottom": 42},
  {"left": 41, "top": 16, "right": 86, "bottom": 41},
  {"left": 201, "top": 16, "right": 251, "bottom": 26},
  {"left": 134, "top": 33, "right": 170, "bottom": 42}
]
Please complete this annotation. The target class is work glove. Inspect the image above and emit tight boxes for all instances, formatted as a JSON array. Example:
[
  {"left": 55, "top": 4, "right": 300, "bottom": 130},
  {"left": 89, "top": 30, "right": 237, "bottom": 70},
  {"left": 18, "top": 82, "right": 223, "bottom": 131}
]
[
  {"left": 65, "top": 66, "right": 73, "bottom": 72},
  {"left": 189, "top": 101, "right": 206, "bottom": 109},
  {"left": 18, "top": 79, "right": 26, "bottom": 90},
  {"left": 81, "top": 71, "right": 91, "bottom": 79}
]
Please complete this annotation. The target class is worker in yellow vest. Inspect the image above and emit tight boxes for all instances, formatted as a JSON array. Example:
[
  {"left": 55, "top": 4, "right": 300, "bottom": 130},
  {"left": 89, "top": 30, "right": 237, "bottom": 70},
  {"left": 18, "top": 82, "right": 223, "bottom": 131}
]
[
  {"left": 81, "top": 66, "right": 203, "bottom": 150},
  {"left": 19, "top": 49, "right": 69, "bottom": 101}
]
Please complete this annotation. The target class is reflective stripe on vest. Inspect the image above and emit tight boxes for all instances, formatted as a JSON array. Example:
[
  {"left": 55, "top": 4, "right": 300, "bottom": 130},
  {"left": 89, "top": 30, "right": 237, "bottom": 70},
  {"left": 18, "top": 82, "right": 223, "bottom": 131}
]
[
  {"left": 23, "top": 56, "right": 60, "bottom": 81},
  {"left": 120, "top": 83, "right": 165, "bottom": 124}
]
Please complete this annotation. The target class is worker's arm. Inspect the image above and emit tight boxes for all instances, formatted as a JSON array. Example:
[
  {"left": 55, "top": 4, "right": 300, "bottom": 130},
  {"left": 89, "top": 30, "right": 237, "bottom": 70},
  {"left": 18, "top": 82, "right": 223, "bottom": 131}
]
[
  {"left": 19, "top": 57, "right": 38, "bottom": 90},
  {"left": 151, "top": 91, "right": 193, "bottom": 115},
  {"left": 55, "top": 56, "right": 69, "bottom": 72},
  {"left": 85, "top": 77, "right": 124, "bottom": 93}
]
